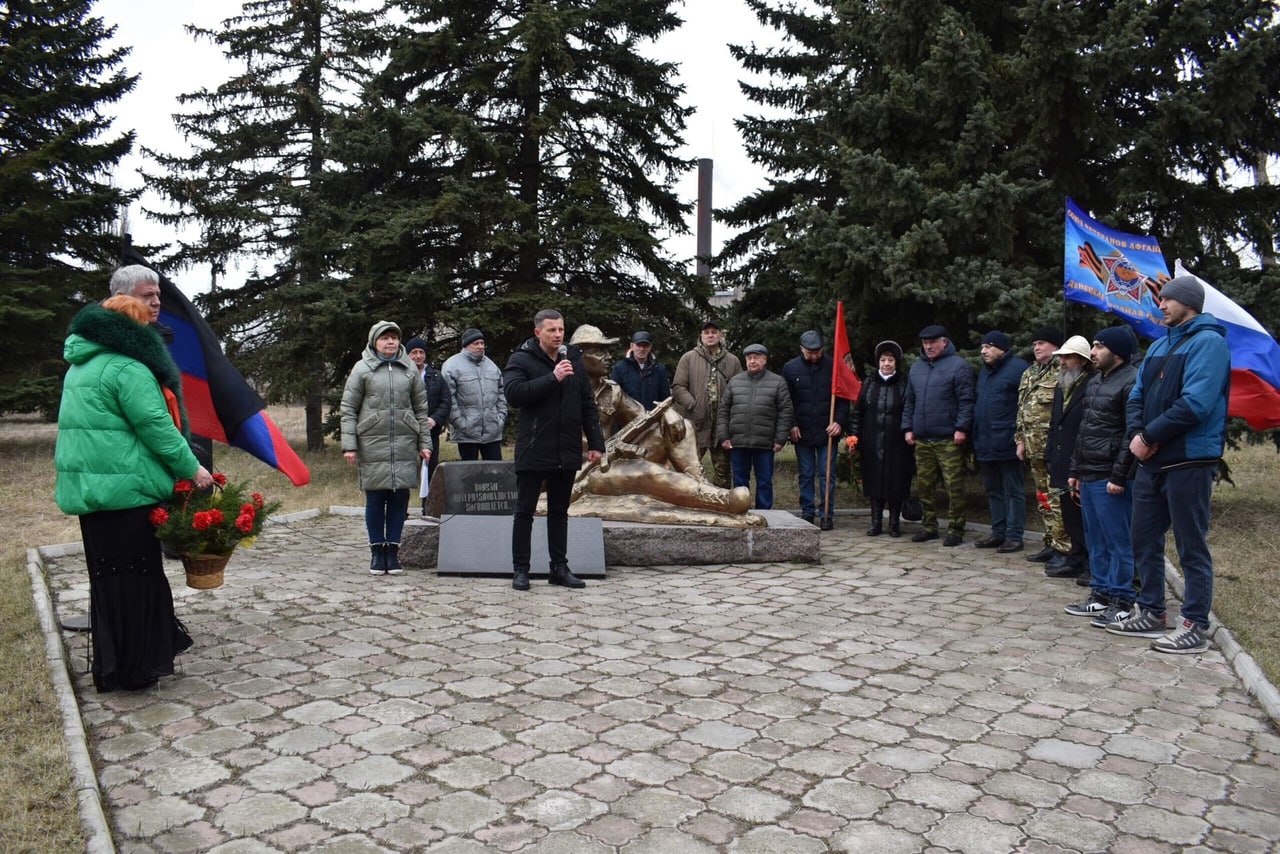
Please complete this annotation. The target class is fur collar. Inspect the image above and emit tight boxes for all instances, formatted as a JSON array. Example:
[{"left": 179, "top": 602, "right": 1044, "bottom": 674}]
[{"left": 69, "top": 303, "right": 191, "bottom": 437}]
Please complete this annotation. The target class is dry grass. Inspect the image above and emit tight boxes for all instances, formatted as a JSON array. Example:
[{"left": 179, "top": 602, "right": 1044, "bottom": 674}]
[{"left": 0, "top": 408, "right": 1275, "bottom": 846}]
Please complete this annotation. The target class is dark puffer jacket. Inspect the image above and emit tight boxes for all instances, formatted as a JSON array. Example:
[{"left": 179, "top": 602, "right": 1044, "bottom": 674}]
[
  {"left": 503, "top": 339, "right": 605, "bottom": 473},
  {"left": 610, "top": 354, "right": 671, "bottom": 411},
  {"left": 782, "top": 354, "right": 849, "bottom": 446},
  {"left": 1046, "top": 371, "right": 1090, "bottom": 489},
  {"left": 1071, "top": 363, "right": 1137, "bottom": 485},
  {"left": 973, "top": 350, "right": 1029, "bottom": 462},
  {"left": 848, "top": 371, "right": 913, "bottom": 501},
  {"left": 716, "top": 369, "right": 794, "bottom": 449},
  {"left": 424, "top": 364, "right": 450, "bottom": 429},
  {"left": 901, "top": 342, "right": 976, "bottom": 440}
]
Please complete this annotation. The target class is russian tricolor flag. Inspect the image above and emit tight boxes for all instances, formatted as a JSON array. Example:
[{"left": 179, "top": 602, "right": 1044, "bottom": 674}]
[
  {"left": 1174, "top": 261, "right": 1280, "bottom": 432},
  {"left": 122, "top": 247, "right": 311, "bottom": 485}
]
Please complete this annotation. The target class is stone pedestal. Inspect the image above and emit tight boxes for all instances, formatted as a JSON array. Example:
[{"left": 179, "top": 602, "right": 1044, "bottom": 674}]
[{"left": 399, "top": 509, "right": 819, "bottom": 569}]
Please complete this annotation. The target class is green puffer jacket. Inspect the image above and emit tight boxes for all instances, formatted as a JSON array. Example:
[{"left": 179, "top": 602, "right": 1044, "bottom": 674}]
[
  {"left": 715, "top": 368, "right": 794, "bottom": 450},
  {"left": 340, "top": 321, "right": 433, "bottom": 491},
  {"left": 55, "top": 304, "right": 201, "bottom": 516}
]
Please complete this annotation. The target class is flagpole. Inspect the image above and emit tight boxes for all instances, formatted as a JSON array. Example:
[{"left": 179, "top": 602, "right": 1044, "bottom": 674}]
[{"left": 823, "top": 395, "right": 836, "bottom": 520}]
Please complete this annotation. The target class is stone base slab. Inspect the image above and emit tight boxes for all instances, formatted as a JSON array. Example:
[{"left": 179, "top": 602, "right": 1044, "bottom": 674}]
[{"left": 400, "top": 509, "right": 818, "bottom": 569}]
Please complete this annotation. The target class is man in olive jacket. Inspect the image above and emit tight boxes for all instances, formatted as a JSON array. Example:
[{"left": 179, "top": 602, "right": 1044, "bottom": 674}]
[
  {"left": 716, "top": 344, "right": 793, "bottom": 510},
  {"left": 672, "top": 321, "right": 742, "bottom": 488},
  {"left": 503, "top": 309, "right": 606, "bottom": 592}
]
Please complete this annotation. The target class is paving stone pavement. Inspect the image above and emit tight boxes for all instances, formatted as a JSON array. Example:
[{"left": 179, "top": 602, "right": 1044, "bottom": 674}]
[{"left": 43, "top": 514, "right": 1280, "bottom": 853}]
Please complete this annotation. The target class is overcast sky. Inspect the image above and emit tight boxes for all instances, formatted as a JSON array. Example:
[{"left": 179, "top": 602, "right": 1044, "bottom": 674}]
[{"left": 94, "top": 0, "right": 783, "bottom": 296}]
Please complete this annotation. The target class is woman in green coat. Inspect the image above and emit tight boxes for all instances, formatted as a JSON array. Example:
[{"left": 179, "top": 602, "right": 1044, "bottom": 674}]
[
  {"left": 341, "top": 321, "right": 433, "bottom": 575},
  {"left": 55, "top": 295, "right": 213, "bottom": 692}
]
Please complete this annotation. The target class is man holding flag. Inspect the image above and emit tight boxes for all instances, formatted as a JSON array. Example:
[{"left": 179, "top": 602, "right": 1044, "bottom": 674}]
[{"left": 783, "top": 330, "right": 848, "bottom": 529}]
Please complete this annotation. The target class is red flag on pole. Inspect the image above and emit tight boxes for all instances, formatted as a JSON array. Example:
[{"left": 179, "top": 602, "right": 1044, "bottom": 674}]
[{"left": 831, "top": 301, "right": 862, "bottom": 401}]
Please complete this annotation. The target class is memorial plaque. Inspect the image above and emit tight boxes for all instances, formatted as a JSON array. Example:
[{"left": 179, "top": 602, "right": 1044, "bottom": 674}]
[
  {"left": 425, "top": 461, "right": 519, "bottom": 517},
  {"left": 437, "top": 515, "right": 605, "bottom": 577}
]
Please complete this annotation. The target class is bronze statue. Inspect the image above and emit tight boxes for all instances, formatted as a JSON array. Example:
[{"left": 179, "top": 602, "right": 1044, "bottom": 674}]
[{"left": 560, "top": 326, "right": 763, "bottom": 527}]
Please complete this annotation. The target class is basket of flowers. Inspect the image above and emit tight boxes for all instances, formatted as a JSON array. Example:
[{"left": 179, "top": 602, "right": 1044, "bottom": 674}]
[{"left": 150, "top": 473, "right": 280, "bottom": 589}]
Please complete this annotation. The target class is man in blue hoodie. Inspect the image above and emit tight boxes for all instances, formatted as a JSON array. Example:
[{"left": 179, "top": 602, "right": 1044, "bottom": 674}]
[
  {"left": 1106, "top": 276, "right": 1230, "bottom": 655},
  {"left": 903, "top": 325, "right": 977, "bottom": 546}
]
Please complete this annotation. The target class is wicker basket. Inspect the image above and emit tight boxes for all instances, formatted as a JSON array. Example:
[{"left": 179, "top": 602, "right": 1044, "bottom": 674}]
[{"left": 180, "top": 552, "right": 232, "bottom": 589}]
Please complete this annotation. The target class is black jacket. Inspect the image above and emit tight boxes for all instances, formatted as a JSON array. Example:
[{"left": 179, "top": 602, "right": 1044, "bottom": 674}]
[
  {"left": 1046, "top": 373, "right": 1089, "bottom": 488},
  {"left": 848, "top": 371, "right": 914, "bottom": 501},
  {"left": 782, "top": 354, "right": 849, "bottom": 446},
  {"left": 503, "top": 339, "right": 605, "bottom": 473},
  {"left": 423, "top": 364, "right": 450, "bottom": 433},
  {"left": 1071, "top": 363, "right": 1138, "bottom": 485},
  {"left": 610, "top": 354, "right": 671, "bottom": 411}
]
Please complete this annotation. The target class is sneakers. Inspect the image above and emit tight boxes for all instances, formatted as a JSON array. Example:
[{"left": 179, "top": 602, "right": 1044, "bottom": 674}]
[
  {"left": 1105, "top": 606, "right": 1168, "bottom": 639},
  {"left": 1064, "top": 593, "right": 1109, "bottom": 617},
  {"left": 1150, "top": 619, "right": 1210, "bottom": 655},
  {"left": 1090, "top": 602, "right": 1131, "bottom": 629}
]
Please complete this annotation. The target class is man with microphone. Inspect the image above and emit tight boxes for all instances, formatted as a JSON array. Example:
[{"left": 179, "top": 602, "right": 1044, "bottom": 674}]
[{"left": 503, "top": 309, "right": 606, "bottom": 591}]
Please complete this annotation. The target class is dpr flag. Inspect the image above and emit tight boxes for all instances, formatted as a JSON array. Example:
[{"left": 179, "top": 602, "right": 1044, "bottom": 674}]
[
  {"left": 831, "top": 301, "right": 862, "bottom": 401},
  {"left": 121, "top": 246, "right": 311, "bottom": 485},
  {"left": 1063, "top": 197, "right": 1170, "bottom": 338},
  {"left": 1172, "top": 261, "right": 1280, "bottom": 432}
]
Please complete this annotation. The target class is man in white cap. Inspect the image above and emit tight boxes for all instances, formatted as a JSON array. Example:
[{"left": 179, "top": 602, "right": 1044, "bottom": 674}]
[{"left": 1108, "top": 275, "right": 1230, "bottom": 655}]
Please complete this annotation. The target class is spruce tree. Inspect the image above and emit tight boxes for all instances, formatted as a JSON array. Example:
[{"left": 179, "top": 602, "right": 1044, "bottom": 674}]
[
  {"left": 0, "top": 0, "right": 135, "bottom": 414},
  {"left": 722, "top": 0, "right": 1280, "bottom": 364},
  {"left": 145, "top": 0, "right": 381, "bottom": 449},
  {"left": 337, "top": 0, "right": 703, "bottom": 363}
]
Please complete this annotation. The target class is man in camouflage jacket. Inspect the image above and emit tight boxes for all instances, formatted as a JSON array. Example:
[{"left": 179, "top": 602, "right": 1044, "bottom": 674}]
[{"left": 1015, "top": 326, "right": 1070, "bottom": 562}]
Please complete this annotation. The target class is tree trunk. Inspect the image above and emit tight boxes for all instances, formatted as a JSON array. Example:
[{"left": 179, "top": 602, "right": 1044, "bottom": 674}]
[{"left": 305, "top": 390, "right": 324, "bottom": 452}]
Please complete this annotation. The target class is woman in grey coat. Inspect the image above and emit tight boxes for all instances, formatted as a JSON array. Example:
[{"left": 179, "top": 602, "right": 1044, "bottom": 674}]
[{"left": 341, "top": 321, "right": 433, "bottom": 574}]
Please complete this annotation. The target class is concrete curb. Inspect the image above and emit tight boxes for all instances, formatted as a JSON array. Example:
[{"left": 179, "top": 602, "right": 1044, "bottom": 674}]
[{"left": 27, "top": 545, "right": 115, "bottom": 854}]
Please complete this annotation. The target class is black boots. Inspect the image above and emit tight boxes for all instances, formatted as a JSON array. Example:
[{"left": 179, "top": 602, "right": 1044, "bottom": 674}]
[
  {"left": 369, "top": 543, "right": 386, "bottom": 575},
  {"left": 385, "top": 543, "right": 402, "bottom": 575},
  {"left": 867, "top": 500, "right": 884, "bottom": 536},
  {"left": 888, "top": 509, "right": 901, "bottom": 538},
  {"left": 512, "top": 567, "right": 530, "bottom": 591},
  {"left": 548, "top": 563, "right": 586, "bottom": 589}
]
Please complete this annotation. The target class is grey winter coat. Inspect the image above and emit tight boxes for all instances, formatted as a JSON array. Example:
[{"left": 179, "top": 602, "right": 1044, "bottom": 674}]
[
  {"left": 442, "top": 350, "right": 507, "bottom": 444},
  {"left": 716, "top": 369, "right": 794, "bottom": 449},
  {"left": 341, "top": 321, "right": 433, "bottom": 491}
]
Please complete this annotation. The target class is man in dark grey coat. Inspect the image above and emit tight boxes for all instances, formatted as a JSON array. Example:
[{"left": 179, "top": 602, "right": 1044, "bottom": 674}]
[{"left": 716, "top": 344, "right": 794, "bottom": 510}]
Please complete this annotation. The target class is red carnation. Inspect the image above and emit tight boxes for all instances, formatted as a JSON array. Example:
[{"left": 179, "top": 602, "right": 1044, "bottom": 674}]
[
  {"left": 149, "top": 507, "right": 169, "bottom": 526},
  {"left": 192, "top": 512, "right": 212, "bottom": 531},
  {"left": 240, "top": 503, "right": 255, "bottom": 517},
  {"left": 251, "top": 492, "right": 265, "bottom": 510},
  {"left": 235, "top": 513, "right": 255, "bottom": 533},
  {"left": 174, "top": 480, "right": 194, "bottom": 494},
  {"left": 212, "top": 472, "right": 228, "bottom": 487},
  {"left": 207, "top": 509, "right": 225, "bottom": 526}
]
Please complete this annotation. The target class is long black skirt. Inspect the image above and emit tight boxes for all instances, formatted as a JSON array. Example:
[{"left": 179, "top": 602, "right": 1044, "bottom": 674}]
[{"left": 79, "top": 507, "right": 193, "bottom": 692}]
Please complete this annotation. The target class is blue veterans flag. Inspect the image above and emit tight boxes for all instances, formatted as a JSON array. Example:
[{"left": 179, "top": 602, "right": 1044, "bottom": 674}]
[{"left": 1063, "top": 198, "right": 1170, "bottom": 339}]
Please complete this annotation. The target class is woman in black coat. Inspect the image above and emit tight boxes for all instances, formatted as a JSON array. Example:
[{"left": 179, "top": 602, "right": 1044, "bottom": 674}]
[{"left": 848, "top": 341, "right": 915, "bottom": 536}]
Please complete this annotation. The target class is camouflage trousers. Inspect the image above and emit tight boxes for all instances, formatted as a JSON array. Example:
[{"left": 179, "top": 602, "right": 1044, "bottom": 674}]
[
  {"left": 915, "top": 439, "right": 967, "bottom": 537},
  {"left": 699, "top": 445, "right": 733, "bottom": 490},
  {"left": 1027, "top": 447, "right": 1071, "bottom": 553}
]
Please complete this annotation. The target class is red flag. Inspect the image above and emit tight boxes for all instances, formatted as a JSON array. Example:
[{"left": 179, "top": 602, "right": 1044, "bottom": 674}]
[{"left": 831, "top": 301, "right": 862, "bottom": 400}]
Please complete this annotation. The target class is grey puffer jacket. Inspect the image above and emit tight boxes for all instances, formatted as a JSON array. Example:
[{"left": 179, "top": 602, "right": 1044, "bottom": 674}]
[
  {"left": 341, "top": 321, "right": 433, "bottom": 491},
  {"left": 716, "top": 369, "right": 794, "bottom": 449},
  {"left": 442, "top": 350, "right": 507, "bottom": 444}
]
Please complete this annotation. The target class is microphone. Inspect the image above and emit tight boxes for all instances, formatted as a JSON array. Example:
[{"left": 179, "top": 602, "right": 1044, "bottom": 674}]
[{"left": 556, "top": 345, "right": 568, "bottom": 362}]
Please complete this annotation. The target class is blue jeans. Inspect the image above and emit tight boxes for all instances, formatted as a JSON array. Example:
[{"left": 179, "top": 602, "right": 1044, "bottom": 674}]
[
  {"left": 1131, "top": 465, "right": 1215, "bottom": 630},
  {"left": 979, "top": 460, "right": 1026, "bottom": 541},
  {"left": 365, "top": 489, "right": 410, "bottom": 545},
  {"left": 1080, "top": 479, "right": 1134, "bottom": 603},
  {"left": 795, "top": 443, "right": 835, "bottom": 520},
  {"left": 730, "top": 447, "right": 775, "bottom": 509}
]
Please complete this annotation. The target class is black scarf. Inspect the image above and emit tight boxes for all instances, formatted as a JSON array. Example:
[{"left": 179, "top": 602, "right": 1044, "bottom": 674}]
[{"left": 68, "top": 303, "right": 192, "bottom": 439}]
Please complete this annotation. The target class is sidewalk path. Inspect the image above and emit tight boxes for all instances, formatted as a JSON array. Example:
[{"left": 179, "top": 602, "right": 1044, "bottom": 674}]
[{"left": 43, "top": 514, "right": 1280, "bottom": 852}]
